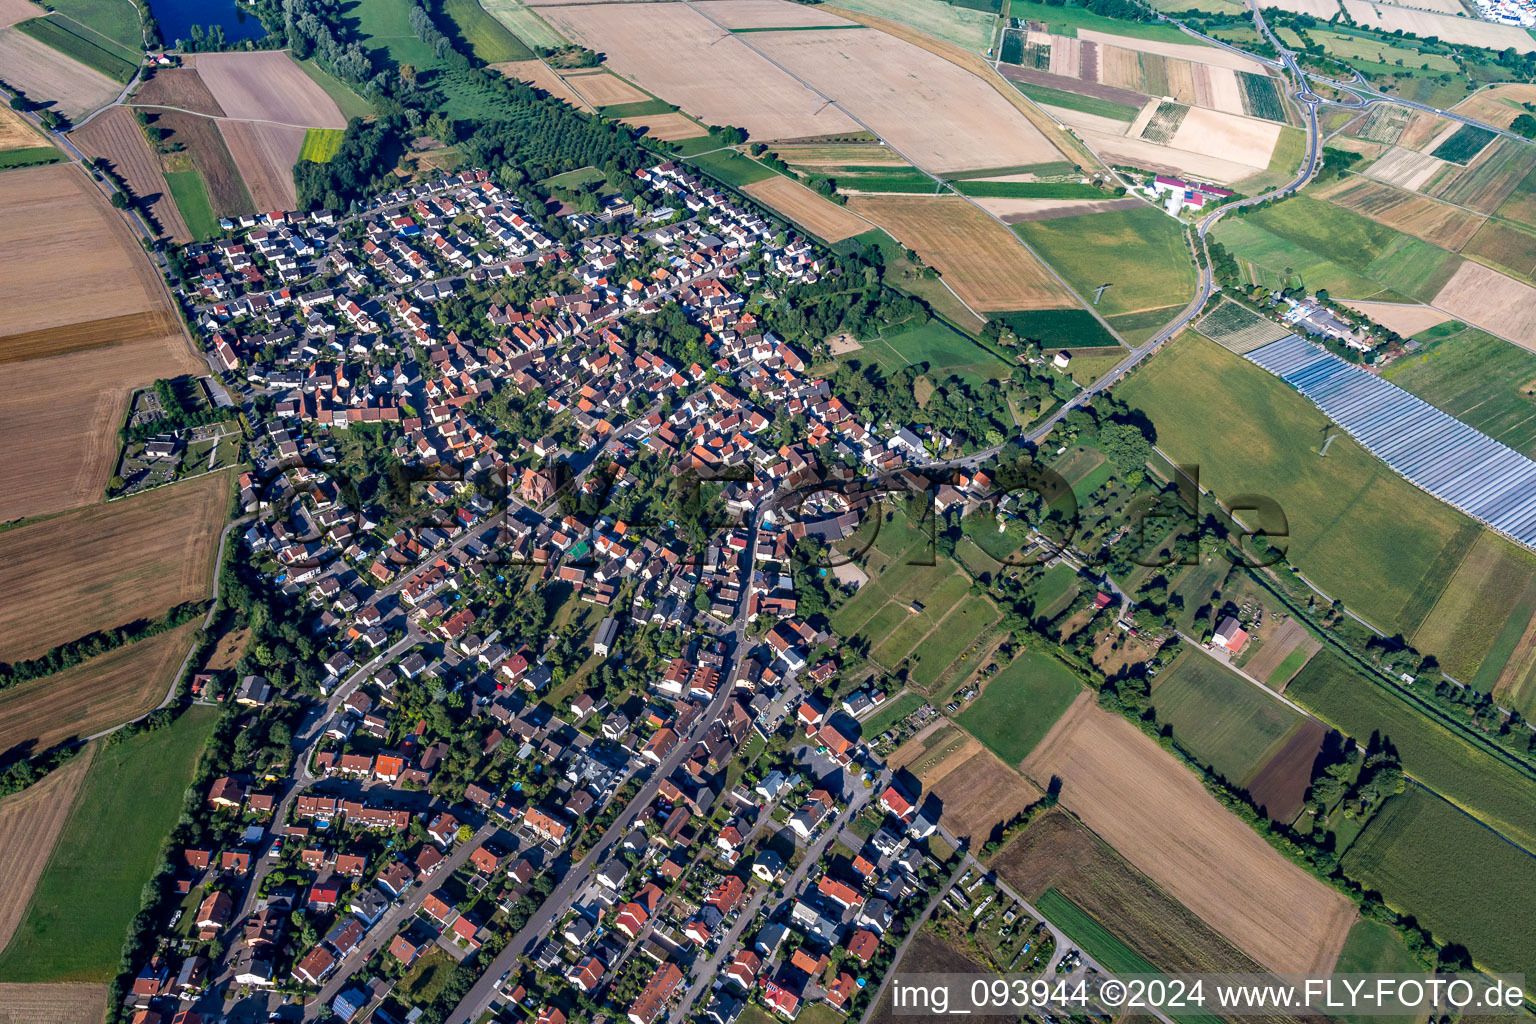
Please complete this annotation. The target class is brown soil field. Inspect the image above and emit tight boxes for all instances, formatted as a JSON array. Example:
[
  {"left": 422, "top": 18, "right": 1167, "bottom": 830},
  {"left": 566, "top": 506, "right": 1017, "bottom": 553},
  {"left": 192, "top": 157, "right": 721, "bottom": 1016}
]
[
  {"left": 539, "top": 3, "right": 859, "bottom": 140},
  {"left": 1242, "top": 618, "right": 1319, "bottom": 685},
  {"left": 866, "top": 930, "right": 1017, "bottom": 1024},
  {"left": 693, "top": 0, "right": 851, "bottom": 28},
  {"left": 0, "top": 309, "right": 181, "bottom": 365},
  {"left": 1340, "top": 299, "right": 1452, "bottom": 337},
  {"left": 1020, "top": 695, "right": 1357, "bottom": 974},
  {"left": 0, "top": 983, "right": 108, "bottom": 1024},
  {"left": 0, "top": 28, "right": 118, "bottom": 120},
  {"left": 846, "top": 194, "right": 1076, "bottom": 311},
  {"left": 997, "top": 62, "right": 1148, "bottom": 108},
  {"left": 1397, "top": 109, "right": 1444, "bottom": 152},
  {"left": 0, "top": 623, "right": 196, "bottom": 763},
  {"left": 1244, "top": 718, "right": 1327, "bottom": 823},
  {"left": 71, "top": 106, "right": 191, "bottom": 243},
  {"left": 1433, "top": 259, "right": 1536, "bottom": 350},
  {"left": 561, "top": 69, "right": 650, "bottom": 106},
  {"left": 743, "top": 174, "right": 870, "bottom": 242},
  {"left": 0, "top": 102, "right": 47, "bottom": 150},
  {"left": 1319, "top": 175, "right": 1483, "bottom": 250},
  {"left": 203, "top": 625, "right": 250, "bottom": 673},
  {"left": 151, "top": 110, "right": 253, "bottom": 217},
  {"left": 0, "top": 163, "right": 165, "bottom": 339},
  {"left": 0, "top": 750, "right": 93, "bottom": 954},
  {"left": 219, "top": 120, "right": 302, "bottom": 211},
  {"left": 132, "top": 67, "right": 224, "bottom": 117},
  {"left": 1453, "top": 84, "right": 1536, "bottom": 132},
  {"left": 619, "top": 112, "right": 705, "bottom": 141},
  {"left": 751, "top": 27, "right": 1066, "bottom": 174},
  {"left": 194, "top": 51, "right": 346, "bottom": 127},
  {"left": 0, "top": 0, "right": 45, "bottom": 29},
  {"left": 993, "top": 808, "right": 1316, "bottom": 995},
  {"left": 491, "top": 59, "right": 594, "bottom": 112},
  {"left": 0, "top": 473, "right": 227, "bottom": 662},
  {"left": 911, "top": 733, "right": 1042, "bottom": 846},
  {"left": 1342, "top": 0, "right": 1536, "bottom": 51},
  {"left": 0, "top": 342, "right": 202, "bottom": 521},
  {"left": 976, "top": 195, "right": 1143, "bottom": 222},
  {"left": 1463, "top": 219, "right": 1536, "bottom": 282}
]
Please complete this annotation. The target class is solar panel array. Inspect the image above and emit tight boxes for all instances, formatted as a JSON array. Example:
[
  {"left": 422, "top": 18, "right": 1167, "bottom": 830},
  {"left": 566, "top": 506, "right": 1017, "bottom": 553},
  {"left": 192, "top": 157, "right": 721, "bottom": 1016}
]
[{"left": 1246, "top": 334, "right": 1536, "bottom": 549}]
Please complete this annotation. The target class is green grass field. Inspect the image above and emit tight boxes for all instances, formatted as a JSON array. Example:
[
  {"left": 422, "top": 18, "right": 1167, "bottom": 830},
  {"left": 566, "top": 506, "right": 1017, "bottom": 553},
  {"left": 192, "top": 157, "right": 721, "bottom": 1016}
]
[
  {"left": 1329, "top": 918, "right": 1427, "bottom": 1024},
  {"left": 1151, "top": 649, "right": 1303, "bottom": 785},
  {"left": 1037, "top": 889, "right": 1159, "bottom": 974},
  {"left": 297, "top": 59, "right": 374, "bottom": 119},
  {"left": 1105, "top": 305, "right": 1181, "bottom": 347},
  {"left": 441, "top": 0, "right": 533, "bottom": 61},
  {"left": 1382, "top": 328, "right": 1536, "bottom": 457},
  {"left": 953, "top": 179, "right": 1107, "bottom": 199},
  {"left": 1343, "top": 786, "right": 1536, "bottom": 977},
  {"left": 957, "top": 651, "right": 1083, "bottom": 764},
  {"left": 1287, "top": 649, "right": 1536, "bottom": 852},
  {"left": 478, "top": 0, "right": 567, "bottom": 48},
  {"left": 1117, "top": 334, "right": 1475, "bottom": 635},
  {"left": 18, "top": 16, "right": 137, "bottom": 83},
  {"left": 1006, "top": 0, "right": 1199, "bottom": 41},
  {"left": 299, "top": 127, "right": 346, "bottom": 163},
  {"left": 542, "top": 165, "right": 604, "bottom": 189},
  {"left": 1013, "top": 81, "right": 1140, "bottom": 122},
  {"left": 165, "top": 169, "right": 220, "bottom": 242},
  {"left": 860, "top": 318, "right": 1012, "bottom": 385},
  {"left": 1217, "top": 217, "right": 1397, "bottom": 300},
  {"left": 598, "top": 99, "right": 676, "bottom": 118},
  {"left": 863, "top": 692, "right": 927, "bottom": 735},
  {"left": 1014, "top": 205, "right": 1196, "bottom": 319},
  {"left": 830, "top": 0, "right": 999, "bottom": 51},
  {"left": 686, "top": 148, "right": 774, "bottom": 187},
  {"left": 909, "top": 596, "right": 1001, "bottom": 688},
  {"left": 0, "top": 147, "right": 63, "bottom": 169},
  {"left": 1027, "top": 562, "right": 1082, "bottom": 614},
  {"left": 993, "top": 308, "right": 1121, "bottom": 349},
  {"left": 344, "top": 0, "right": 443, "bottom": 71},
  {"left": 36, "top": 0, "right": 142, "bottom": 52},
  {"left": 0, "top": 708, "right": 218, "bottom": 981}
]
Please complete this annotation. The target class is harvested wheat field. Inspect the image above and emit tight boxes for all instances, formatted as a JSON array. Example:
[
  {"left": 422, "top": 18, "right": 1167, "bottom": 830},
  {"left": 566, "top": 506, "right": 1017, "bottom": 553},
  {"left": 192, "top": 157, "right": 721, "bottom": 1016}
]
[
  {"left": 0, "top": 623, "right": 197, "bottom": 764},
  {"left": 975, "top": 196, "right": 1144, "bottom": 222},
  {"left": 1076, "top": 125, "right": 1263, "bottom": 184},
  {"left": 131, "top": 66, "right": 224, "bottom": 116},
  {"left": 71, "top": 106, "right": 190, "bottom": 243},
  {"left": 620, "top": 112, "right": 705, "bottom": 141},
  {"left": 0, "top": 473, "right": 228, "bottom": 662},
  {"left": 1021, "top": 694, "right": 1357, "bottom": 974},
  {"left": 1363, "top": 145, "right": 1446, "bottom": 192},
  {"left": 1432, "top": 260, "right": 1536, "bottom": 349},
  {"left": 562, "top": 69, "right": 651, "bottom": 106},
  {"left": 1342, "top": 300, "right": 1453, "bottom": 336},
  {"left": 1318, "top": 176, "right": 1484, "bottom": 250},
  {"left": 540, "top": 3, "right": 859, "bottom": 140},
  {"left": 848, "top": 194, "right": 1077, "bottom": 311},
  {"left": 775, "top": 142, "right": 907, "bottom": 165},
  {"left": 694, "top": 0, "right": 850, "bottom": 27},
  {"left": 492, "top": 59, "right": 593, "bottom": 112},
  {"left": 751, "top": 27, "right": 1066, "bottom": 174},
  {"left": 1077, "top": 28, "right": 1268, "bottom": 72},
  {"left": 220, "top": 120, "right": 302, "bottom": 211},
  {"left": 0, "top": 343, "right": 200, "bottom": 521},
  {"left": 1454, "top": 84, "right": 1536, "bottom": 132},
  {"left": 0, "top": 28, "right": 118, "bottom": 120},
  {"left": 0, "top": 0, "right": 44, "bottom": 29},
  {"left": 0, "top": 102, "right": 46, "bottom": 150},
  {"left": 0, "top": 984, "right": 107, "bottom": 1024},
  {"left": 744, "top": 175, "right": 870, "bottom": 242},
  {"left": 194, "top": 50, "right": 347, "bottom": 127},
  {"left": 1342, "top": 0, "right": 1536, "bottom": 50},
  {"left": 1166, "top": 106, "right": 1281, "bottom": 170},
  {"left": 0, "top": 164, "right": 177, "bottom": 342},
  {"left": 0, "top": 751, "right": 93, "bottom": 953}
]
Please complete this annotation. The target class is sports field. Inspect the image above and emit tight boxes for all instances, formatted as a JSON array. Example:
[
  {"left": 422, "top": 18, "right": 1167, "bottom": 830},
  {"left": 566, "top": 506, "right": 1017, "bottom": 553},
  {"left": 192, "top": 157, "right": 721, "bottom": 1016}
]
[
  {"left": 1118, "top": 334, "right": 1476, "bottom": 636},
  {"left": 1012, "top": 205, "right": 1197, "bottom": 319},
  {"left": 0, "top": 707, "right": 218, "bottom": 981},
  {"left": 1286, "top": 649, "right": 1536, "bottom": 851},
  {"left": 956, "top": 652, "right": 1083, "bottom": 765},
  {"left": 1150, "top": 648, "right": 1304, "bottom": 786},
  {"left": 1343, "top": 786, "right": 1536, "bottom": 977}
]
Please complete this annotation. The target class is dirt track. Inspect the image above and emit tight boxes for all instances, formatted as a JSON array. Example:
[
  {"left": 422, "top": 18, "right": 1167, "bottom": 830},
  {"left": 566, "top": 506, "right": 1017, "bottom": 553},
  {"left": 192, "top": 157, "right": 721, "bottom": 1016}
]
[{"left": 1022, "top": 694, "right": 1356, "bottom": 974}]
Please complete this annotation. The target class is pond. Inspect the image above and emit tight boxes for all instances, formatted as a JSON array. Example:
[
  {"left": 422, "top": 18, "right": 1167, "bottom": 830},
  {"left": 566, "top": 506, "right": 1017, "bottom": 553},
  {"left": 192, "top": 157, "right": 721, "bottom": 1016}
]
[{"left": 148, "top": 0, "right": 266, "bottom": 47}]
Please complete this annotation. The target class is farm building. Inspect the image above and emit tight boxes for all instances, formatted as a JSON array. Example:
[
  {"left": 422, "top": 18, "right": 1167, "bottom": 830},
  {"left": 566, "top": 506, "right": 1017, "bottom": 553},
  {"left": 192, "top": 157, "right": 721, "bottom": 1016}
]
[{"left": 1213, "top": 616, "right": 1249, "bottom": 653}]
